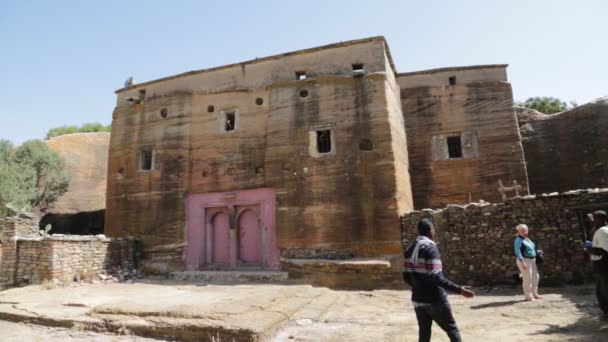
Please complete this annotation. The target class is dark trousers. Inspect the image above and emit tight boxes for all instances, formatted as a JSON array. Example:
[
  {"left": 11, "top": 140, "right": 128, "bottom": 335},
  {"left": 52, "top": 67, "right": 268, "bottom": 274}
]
[
  {"left": 414, "top": 299, "right": 461, "bottom": 342},
  {"left": 597, "top": 272, "right": 608, "bottom": 314},
  {"left": 594, "top": 259, "right": 608, "bottom": 314}
]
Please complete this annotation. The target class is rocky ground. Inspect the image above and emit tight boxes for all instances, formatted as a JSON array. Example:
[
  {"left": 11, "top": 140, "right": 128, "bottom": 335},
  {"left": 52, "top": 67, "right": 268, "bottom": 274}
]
[{"left": 0, "top": 280, "right": 606, "bottom": 341}]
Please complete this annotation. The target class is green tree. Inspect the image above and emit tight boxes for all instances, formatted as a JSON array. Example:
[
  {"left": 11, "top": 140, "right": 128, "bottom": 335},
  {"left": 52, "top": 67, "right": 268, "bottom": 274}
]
[
  {"left": 46, "top": 122, "right": 111, "bottom": 139},
  {"left": 13, "top": 140, "right": 72, "bottom": 208},
  {"left": 0, "top": 140, "right": 30, "bottom": 215},
  {"left": 519, "top": 97, "right": 572, "bottom": 114}
]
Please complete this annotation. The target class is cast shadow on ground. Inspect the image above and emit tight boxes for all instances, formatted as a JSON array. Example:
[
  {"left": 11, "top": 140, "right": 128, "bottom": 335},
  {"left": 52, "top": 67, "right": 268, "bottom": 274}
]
[
  {"left": 469, "top": 299, "right": 524, "bottom": 309},
  {"left": 526, "top": 287, "right": 608, "bottom": 342}
]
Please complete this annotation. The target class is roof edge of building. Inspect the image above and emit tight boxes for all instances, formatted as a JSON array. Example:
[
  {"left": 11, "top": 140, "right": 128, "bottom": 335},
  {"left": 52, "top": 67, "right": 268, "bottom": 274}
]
[
  {"left": 116, "top": 36, "right": 394, "bottom": 94},
  {"left": 397, "top": 64, "right": 508, "bottom": 77}
]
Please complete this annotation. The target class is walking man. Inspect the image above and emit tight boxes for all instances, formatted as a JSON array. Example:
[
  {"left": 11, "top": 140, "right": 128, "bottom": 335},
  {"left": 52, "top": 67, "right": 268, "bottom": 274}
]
[
  {"left": 587, "top": 210, "right": 608, "bottom": 314},
  {"left": 404, "top": 219, "right": 475, "bottom": 342}
]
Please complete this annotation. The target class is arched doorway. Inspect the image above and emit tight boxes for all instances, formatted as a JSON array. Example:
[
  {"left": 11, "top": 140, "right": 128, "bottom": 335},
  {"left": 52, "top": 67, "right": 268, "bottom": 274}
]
[
  {"left": 211, "top": 212, "right": 230, "bottom": 265},
  {"left": 238, "top": 210, "right": 261, "bottom": 265}
]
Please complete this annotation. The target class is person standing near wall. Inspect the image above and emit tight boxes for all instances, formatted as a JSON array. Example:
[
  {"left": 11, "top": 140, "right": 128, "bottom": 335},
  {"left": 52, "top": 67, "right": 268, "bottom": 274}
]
[
  {"left": 404, "top": 219, "right": 475, "bottom": 342},
  {"left": 514, "top": 224, "right": 542, "bottom": 301},
  {"left": 586, "top": 210, "right": 608, "bottom": 314}
]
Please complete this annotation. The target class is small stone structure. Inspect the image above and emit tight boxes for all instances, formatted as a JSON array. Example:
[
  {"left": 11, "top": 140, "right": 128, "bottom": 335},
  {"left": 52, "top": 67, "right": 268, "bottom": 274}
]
[
  {"left": 0, "top": 215, "right": 137, "bottom": 286},
  {"left": 401, "top": 189, "right": 608, "bottom": 285}
]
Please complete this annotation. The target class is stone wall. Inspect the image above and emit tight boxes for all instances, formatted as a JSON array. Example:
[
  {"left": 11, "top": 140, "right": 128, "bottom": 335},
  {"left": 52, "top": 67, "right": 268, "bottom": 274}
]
[
  {"left": 518, "top": 97, "right": 608, "bottom": 194},
  {"left": 400, "top": 189, "right": 608, "bottom": 285},
  {"left": 398, "top": 66, "right": 529, "bottom": 209},
  {"left": 0, "top": 216, "right": 137, "bottom": 285}
]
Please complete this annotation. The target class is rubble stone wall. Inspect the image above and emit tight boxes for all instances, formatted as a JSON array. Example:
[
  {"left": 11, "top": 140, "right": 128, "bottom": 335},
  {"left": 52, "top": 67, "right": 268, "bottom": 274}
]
[
  {"left": 0, "top": 220, "right": 137, "bottom": 285},
  {"left": 401, "top": 189, "right": 607, "bottom": 285}
]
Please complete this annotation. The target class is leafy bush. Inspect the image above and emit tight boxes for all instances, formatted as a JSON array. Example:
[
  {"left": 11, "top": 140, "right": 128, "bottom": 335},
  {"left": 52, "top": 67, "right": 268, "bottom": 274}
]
[
  {"left": 0, "top": 139, "right": 71, "bottom": 214},
  {"left": 46, "top": 122, "right": 111, "bottom": 139},
  {"left": 517, "top": 97, "right": 577, "bottom": 114}
]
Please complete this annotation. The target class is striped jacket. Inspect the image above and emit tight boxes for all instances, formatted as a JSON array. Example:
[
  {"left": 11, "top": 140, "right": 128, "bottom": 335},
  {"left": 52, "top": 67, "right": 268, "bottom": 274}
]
[{"left": 403, "top": 236, "right": 462, "bottom": 304}]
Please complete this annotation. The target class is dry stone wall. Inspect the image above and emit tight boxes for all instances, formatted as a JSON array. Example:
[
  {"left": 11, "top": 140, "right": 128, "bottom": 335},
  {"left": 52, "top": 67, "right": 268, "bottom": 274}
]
[
  {"left": 0, "top": 216, "right": 137, "bottom": 285},
  {"left": 401, "top": 189, "right": 608, "bottom": 285}
]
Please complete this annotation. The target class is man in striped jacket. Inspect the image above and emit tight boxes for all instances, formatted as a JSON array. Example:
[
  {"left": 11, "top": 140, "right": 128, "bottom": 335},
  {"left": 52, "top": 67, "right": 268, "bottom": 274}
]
[{"left": 404, "top": 219, "right": 475, "bottom": 342}]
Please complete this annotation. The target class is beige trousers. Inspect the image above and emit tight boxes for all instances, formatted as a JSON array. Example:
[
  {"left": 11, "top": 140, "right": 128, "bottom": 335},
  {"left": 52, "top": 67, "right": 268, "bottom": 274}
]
[{"left": 517, "top": 258, "right": 540, "bottom": 299}]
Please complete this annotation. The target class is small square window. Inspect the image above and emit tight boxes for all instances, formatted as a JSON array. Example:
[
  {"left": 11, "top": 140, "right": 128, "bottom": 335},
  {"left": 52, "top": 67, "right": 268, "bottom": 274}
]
[
  {"left": 138, "top": 89, "right": 146, "bottom": 100},
  {"left": 449, "top": 76, "right": 456, "bottom": 86},
  {"left": 316, "top": 130, "right": 332, "bottom": 154},
  {"left": 295, "top": 71, "right": 307, "bottom": 80},
  {"left": 224, "top": 111, "right": 236, "bottom": 131},
  {"left": 352, "top": 64, "right": 365, "bottom": 73},
  {"left": 138, "top": 148, "right": 154, "bottom": 171},
  {"left": 447, "top": 136, "right": 462, "bottom": 159}
]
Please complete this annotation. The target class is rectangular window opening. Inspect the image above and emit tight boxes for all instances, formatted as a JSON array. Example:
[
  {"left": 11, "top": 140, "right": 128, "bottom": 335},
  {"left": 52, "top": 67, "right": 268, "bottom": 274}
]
[
  {"left": 316, "top": 130, "right": 332, "bottom": 154},
  {"left": 449, "top": 76, "right": 456, "bottom": 86},
  {"left": 447, "top": 136, "right": 462, "bottom": 159},
  {"left": 224, "top": 111, "right": 236, "bottom": 131},
  {"left": 352, "top": 63, "right": 365, "bottom": 73},
  {"left": 295, "top": 71, "right": 307, "bottom": 81},
  {"left": 138, "top": 148, "right": 153, "bottom": 171},
  {"left": 138, "top": 89, "right": 146, "bottom": 100}
]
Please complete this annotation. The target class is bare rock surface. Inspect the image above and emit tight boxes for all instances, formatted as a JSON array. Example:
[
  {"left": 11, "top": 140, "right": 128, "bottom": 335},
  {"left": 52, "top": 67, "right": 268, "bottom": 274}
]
[
  {"left": 0, "top": 281, "right": 606, "bottom": 341},
  {"left": 0, "top": 320, "right": 157, "bottom": 341},
  {"left": 45, "top": 132, "right": 110, "bottom": 214}
]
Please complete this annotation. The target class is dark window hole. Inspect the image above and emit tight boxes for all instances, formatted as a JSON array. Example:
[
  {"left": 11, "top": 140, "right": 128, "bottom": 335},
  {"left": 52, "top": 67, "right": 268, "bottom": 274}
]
[
  {"left": 316, "top": 130, "right": 332, "bottom": 154},
  {"left": 138, "top": 148, "right": 153, "bottom": 171},
  {"left": 449, "top": 76, "right": 456, "bottom": 86},
  {"left": 299, "top": 89, "right": 309, "bottom": 98},
  {"left": 207, "top": 105, "right": 215, "bottom": 113},
  {"left": 447, "top": 136, "right": 462, "bottom": 158},
  {"left": 256, "top": 97, "right": 264, "bottom": 106},
  {"left": 295, "top": 71, "right": 307, "bottom": 80},
  {"left": 224, "top": 111, "right": 236, "bottom": 131},
  {"left": 359, "top": 139, "right": 373, "bottom": 151},
  {"left": 160, "top": 108, "right": 168, "bottom": 118}
]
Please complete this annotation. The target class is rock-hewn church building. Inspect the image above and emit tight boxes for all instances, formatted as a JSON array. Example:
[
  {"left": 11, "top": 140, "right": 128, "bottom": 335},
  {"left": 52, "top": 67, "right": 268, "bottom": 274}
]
[{"left": 105, "top": 37, "right": 527, "bottom": 275}]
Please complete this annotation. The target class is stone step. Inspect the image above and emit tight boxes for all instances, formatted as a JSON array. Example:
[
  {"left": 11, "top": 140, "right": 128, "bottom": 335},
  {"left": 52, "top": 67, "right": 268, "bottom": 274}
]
[{"left": 170, "top": 270, "right": 289, "bottom": 284}]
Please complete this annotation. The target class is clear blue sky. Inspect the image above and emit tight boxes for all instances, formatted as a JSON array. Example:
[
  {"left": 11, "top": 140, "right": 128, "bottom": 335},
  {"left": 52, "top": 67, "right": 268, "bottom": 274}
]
[{"left": 1, "top": 0, "right": 606, "bottom": 144}]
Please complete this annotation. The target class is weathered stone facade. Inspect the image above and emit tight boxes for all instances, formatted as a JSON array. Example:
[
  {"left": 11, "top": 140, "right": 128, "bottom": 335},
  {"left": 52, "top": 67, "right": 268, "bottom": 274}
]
[
  {"left": 401, "top": 189, "right": 607, "bottom": 285},
  {"left": 105, "top": 37, "right": 529, "bottom": 276},
  {"left": 0, "top": 216, "right": 137, "bottom": 286},
  {"left": 398, "top": 66, "right": 529, "bottom": 209},
  {"left": 518, "top": 97, "right": 608, "bottom": 194},
  {"left": 106, "top": 37, "right": 422, "bottom": 274}
]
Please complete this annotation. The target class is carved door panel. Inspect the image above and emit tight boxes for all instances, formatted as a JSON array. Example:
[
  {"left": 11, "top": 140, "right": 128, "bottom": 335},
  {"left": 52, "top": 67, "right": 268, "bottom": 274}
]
[
  {"left": 212, "top": 212, "right": 230, "bottom": 264},
  {"left": 238, "top": 209, "right": 261, "bottom": 264}
]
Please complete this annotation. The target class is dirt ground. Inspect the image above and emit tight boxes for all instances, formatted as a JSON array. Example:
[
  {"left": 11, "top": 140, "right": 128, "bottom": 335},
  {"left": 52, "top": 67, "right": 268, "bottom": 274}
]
[
  {"left": 273, "top": 286, "right": 608, "bottom": 342},
  {"left": 0, "top": 281, "right": 607, "bottom": 342}
]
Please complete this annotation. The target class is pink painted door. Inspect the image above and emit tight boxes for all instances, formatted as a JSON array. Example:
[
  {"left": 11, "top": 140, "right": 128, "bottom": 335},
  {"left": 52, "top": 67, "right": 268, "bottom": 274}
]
[
  {"left": 238, "top": 209, "right": 261, "bottom": 264},
  {"left": 186, "top": 188, "right": 280, "bottom": 270},
  {"left": 212, "top": 213, "right": 230, "bottom": 264}
]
